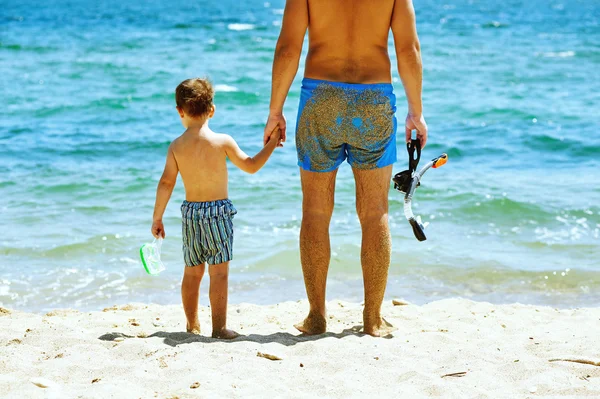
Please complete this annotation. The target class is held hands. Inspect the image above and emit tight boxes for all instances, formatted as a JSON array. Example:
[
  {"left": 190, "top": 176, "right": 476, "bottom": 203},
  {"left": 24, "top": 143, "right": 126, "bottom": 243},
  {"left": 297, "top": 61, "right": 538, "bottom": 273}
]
[
  {"left": 151, "top": 220, "right": 165, "bottom": 239},
  {"left": 405, "top": 113, "right": 428, "bottom": 148},
  {"left": 264, "top": 113, "right": 286, "bottom": 147},
  {"left": 266, "top": 125, "right": 282, "bottom": 146}
]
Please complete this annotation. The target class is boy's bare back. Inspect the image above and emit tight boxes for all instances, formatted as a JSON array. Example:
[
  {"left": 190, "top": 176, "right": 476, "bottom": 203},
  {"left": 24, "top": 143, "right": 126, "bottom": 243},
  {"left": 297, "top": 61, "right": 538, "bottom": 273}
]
[
  {"left": 171, "top": 128, "right": 230, "bottom": 202},
  {"left": 169, "top": 125, "right": 279, "bottom": 202}
]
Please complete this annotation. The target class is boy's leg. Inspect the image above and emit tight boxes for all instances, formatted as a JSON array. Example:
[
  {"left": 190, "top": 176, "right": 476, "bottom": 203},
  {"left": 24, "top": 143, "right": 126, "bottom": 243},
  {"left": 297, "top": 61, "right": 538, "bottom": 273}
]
[
  {"left": 208, "top": 261, "right": 239, "bottom": 339},
  {"left": 181, "top": 264, "right": 205, "bottom": 334}
]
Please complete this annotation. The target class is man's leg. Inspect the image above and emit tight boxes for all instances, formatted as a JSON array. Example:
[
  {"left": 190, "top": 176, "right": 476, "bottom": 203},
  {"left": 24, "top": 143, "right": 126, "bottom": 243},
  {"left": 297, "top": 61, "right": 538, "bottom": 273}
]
[
  {"left": 181, "top": 264, "right": 205, "bottom": 334},
  {"left": 209, "top": 261, "right": 239, "bottom": 339},
  {"left": 353, "top": 165, "right": 393, "bottom": 337},
  {"left": 295, "top": 168, "right": 338, "bottom": 335}
]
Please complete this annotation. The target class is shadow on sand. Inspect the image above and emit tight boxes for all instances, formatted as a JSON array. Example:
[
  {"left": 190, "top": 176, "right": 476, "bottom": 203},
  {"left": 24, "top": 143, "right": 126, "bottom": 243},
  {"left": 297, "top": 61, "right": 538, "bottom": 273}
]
[{"left": 98, "top": 325, "right": 393, "bottom": 347}]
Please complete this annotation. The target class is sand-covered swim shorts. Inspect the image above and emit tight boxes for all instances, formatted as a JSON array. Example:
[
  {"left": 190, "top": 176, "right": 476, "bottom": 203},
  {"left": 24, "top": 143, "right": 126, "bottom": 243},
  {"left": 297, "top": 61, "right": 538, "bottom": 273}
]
[{"left": 295, "top": 78, "right": 397, "bottom": 172}]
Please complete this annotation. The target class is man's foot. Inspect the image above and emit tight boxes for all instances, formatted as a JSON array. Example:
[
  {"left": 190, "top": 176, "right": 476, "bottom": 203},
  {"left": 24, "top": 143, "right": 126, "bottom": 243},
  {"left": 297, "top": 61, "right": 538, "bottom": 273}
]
[
  {"left": 186, "top": 321, "right": 201, "bottom": 335},
  {"left": 212, "top": 328, "right": 240, "bottom": 340},
  {"left": 294, "top": 311, "right": 327, "bottom": 335},
  {"left": 363, "top": 317, "right": 395, "bottom": 337}
]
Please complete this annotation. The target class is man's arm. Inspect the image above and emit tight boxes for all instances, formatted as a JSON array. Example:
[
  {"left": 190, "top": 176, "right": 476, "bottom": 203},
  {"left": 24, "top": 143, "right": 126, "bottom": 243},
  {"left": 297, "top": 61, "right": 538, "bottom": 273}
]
[
  {"left": 391, "top": 0, "right": 428, "bottom": 148},
  {"left": 151, "top": 145, "right": 178, "bottom": 238},
  {"left": 225, "top": 129, "right": 280, "bottom": 174},
  {"left": 264, "top": 0, "right": 308, "bottom": 146}
]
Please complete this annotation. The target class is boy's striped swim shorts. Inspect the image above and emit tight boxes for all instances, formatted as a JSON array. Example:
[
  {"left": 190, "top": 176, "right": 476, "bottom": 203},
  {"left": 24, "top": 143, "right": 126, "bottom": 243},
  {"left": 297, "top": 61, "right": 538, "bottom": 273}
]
[{"left": 181, "top": 199, "right": 237, "bottom": 266}]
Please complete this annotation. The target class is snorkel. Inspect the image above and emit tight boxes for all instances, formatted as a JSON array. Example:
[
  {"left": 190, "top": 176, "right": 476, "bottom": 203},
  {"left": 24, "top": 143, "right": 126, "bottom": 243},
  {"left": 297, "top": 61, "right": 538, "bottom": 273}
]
[{"left": 392, "top": 139, "right": 447, "bottom": 241}]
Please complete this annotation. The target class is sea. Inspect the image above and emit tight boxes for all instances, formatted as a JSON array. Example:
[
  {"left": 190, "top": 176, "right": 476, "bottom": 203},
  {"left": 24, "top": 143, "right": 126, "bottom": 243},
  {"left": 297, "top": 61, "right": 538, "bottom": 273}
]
[{"left": 1, "top": 0, "right": 599, "bottom": 312}]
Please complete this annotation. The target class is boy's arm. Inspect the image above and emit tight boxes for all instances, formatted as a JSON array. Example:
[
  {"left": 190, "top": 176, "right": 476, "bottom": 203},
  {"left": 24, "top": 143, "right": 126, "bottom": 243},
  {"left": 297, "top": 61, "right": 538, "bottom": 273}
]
[
  {"left": 151, "top": 145, "right": 179, "bottom": 238},
  {"left": 264, "top": 0, "right": 308, "bottom": 146},
  {"left": 391, "top": 0, "right": 428, "bottom": 148},
  {"left": 224, "top": 130, "right": 280, "bottom": 174}
]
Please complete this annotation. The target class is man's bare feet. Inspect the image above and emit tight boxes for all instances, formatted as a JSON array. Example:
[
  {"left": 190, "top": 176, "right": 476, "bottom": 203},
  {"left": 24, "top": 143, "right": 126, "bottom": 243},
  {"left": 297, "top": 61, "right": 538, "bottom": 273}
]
[
  {"left": 186, "top": 321, "right": 201, "bottom": 335},
  {"left": 212, "top": 328, "right": 240, "bottom": 340},
  {"left": 363, "top": 317, "right": 395, "bottom": 337},
  {"left": 294, "top": 311, "right": 327, "bottom": 335}
]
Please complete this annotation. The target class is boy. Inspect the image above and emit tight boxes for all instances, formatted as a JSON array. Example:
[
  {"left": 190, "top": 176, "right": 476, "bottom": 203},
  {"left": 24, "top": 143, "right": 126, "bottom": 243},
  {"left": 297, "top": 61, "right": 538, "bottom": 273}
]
[{"left": 151, "top": 78, "right": 280, "bottom": 339}]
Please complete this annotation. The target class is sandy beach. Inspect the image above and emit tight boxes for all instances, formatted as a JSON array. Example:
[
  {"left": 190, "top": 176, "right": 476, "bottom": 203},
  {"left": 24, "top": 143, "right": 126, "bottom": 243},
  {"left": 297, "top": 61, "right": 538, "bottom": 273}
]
[{"left": 1, "top": 299, "right": 599, "bottom": 398}]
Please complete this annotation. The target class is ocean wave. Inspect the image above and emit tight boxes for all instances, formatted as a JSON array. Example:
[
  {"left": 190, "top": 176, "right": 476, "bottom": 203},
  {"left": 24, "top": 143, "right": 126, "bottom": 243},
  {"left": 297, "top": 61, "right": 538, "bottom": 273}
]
[
  {"left": 519, "top": 241, "right": 599, "bottom": 251},
  {"left": 410, "top": 264, "right": 600, "bottom": 301},
  {"left": 31, "top": 93, "right": 173, "bottom": 118},
  {"left": 173, "top": 23, "right": 197, "bottom": 29},
  {"left": 523, "top": 134, "right": 600, "bottom": 157},
  {"left": 469, "top": 107, "right": 537, "bottom": 120},
  {"left": 45, "top": 138, "right": 170, "bottom": 154},
  {"left": 0, "top": 178, "right": 16, "bottom": 188},
  {"left": 2, "top": 127, "right": 33, "bottom": 138},
  {"left": 481, "top": 21, "right": 509, "bottom": 29},
  {"left": 447, "top": 196, "right": 552, "bottom": 220},
  {"left": 212, "top": 90, "right": 262, "bottom": 105},
  {"left": 0, "top": 235, "right": 133, "bottom": 258},
  {"left": 433, "top": 194, "right": 598, "bottom": 227},
  {"left": 0, "top": 43, "right": 58, "bottom": 53}
]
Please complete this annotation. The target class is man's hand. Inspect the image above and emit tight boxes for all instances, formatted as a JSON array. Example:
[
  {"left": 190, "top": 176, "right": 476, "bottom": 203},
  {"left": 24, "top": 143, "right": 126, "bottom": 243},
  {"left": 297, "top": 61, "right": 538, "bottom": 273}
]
[
  {"left": 151, "top": 220, "right": 165, "bottom": 239},
  {"left": 405, "top": 113, "right": 428, "bottom": 148},
  {"left": 264, "top": 113, "right": 286, "bottom": 147}
]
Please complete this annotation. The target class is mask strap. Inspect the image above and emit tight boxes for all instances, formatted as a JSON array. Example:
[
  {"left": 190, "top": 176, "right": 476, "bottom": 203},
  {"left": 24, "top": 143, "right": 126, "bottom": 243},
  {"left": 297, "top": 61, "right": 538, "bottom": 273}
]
[{"left": 407, "top": 138, "right": 421, "bottom": 174}]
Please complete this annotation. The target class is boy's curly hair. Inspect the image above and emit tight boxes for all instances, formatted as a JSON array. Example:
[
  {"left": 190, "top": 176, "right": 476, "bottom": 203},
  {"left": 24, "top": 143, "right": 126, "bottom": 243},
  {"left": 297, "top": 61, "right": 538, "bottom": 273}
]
[{"left": 175, "top": 78, "right": 214, "bottom": 118}]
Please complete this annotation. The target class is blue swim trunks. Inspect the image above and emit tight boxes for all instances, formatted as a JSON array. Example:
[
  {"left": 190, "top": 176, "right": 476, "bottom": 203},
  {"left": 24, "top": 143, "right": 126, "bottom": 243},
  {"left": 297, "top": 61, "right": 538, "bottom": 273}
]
[
  {"left": 295, "top": 78, "right": 397, "bottom": 172},
  {"left": 181, "top": 199, "right": 237, "bottom": 266}
]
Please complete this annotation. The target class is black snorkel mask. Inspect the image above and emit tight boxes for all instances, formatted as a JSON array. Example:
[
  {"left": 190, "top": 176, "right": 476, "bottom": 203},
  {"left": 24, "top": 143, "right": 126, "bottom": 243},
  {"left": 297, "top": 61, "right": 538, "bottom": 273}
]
[{"left": 392, "top": 139, "right": 447, "bottom": 241}]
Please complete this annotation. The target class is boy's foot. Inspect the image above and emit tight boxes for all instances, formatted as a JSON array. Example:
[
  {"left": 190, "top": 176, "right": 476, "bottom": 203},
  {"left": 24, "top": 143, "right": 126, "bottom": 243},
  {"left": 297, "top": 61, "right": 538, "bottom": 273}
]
[
  {"left": 187, "top": 321, "right": 201, "bottom": 335},
  {"left": 363, "top": 317, "right": 395, "bottom": 337},
  {"left": 212, "top": 328, "right": 240, "bottom": 340},
  {"left": 294, "top": 311, "right": 326, "bottom": 335}
]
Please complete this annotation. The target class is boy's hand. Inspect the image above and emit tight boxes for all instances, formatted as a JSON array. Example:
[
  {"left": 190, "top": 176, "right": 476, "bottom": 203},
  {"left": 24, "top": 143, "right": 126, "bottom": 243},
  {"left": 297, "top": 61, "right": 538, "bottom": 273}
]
[
  {"left": 268, "top": 126, "right": 282, "bottom": 145},
  {"left": 151, "top": 220, "right": 165, "bottom": 238},
  {"left": 264, "top": 113, "right": 286, "bottom": 147}
]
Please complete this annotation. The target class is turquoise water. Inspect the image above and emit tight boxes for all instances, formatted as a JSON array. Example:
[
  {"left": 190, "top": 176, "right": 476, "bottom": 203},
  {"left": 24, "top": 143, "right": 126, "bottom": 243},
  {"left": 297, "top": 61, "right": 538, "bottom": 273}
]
[{"left": 1, "top": 0, "right": 599, "bottom": 312}]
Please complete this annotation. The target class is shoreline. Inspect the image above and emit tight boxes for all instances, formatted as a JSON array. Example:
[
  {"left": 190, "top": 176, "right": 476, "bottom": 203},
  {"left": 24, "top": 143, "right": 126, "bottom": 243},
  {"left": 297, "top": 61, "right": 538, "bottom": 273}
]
[{"left": 1, "top": 299, "right": 599, "bottom": 398}]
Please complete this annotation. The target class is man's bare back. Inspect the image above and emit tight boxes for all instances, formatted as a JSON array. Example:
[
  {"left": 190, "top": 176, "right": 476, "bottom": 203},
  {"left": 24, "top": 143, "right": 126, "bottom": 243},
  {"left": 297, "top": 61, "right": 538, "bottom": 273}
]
[{"left": 305, "top": 0, "right": 395, "bottom": 83}]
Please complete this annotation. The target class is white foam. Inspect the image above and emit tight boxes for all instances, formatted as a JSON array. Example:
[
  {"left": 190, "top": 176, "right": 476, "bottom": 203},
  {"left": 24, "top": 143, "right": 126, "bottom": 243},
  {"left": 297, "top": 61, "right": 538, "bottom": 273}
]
[
  {"left": 228, "top": 23, "right": 255, "bottom": 31},
  {"left": 214, "top": 84, "right": 239, "bottom": 92},
  {"left": 119, "top": 257, "right": 138, "bottom": 264},
  {"left": 539, "top": 51, "right": 575, "bottom": 58}
]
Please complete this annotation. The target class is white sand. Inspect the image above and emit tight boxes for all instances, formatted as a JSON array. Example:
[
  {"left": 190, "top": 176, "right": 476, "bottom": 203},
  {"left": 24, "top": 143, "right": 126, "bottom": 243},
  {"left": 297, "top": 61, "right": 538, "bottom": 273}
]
[{"left": 1, "top": 299, "right": 599, "bottom": 398}]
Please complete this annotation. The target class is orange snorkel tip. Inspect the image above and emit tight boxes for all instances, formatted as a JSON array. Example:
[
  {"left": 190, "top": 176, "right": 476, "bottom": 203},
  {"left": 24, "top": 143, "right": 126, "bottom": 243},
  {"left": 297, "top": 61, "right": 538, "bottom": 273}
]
[{"left": 432, "top": 154, "right": 448, "bottom": 169}]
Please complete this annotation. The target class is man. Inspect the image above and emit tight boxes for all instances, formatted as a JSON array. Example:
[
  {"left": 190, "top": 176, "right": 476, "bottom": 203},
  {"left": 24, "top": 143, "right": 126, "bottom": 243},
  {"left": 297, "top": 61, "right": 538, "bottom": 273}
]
[{"left": 264, "top": 0, "right": 427, "bottom": 337}]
